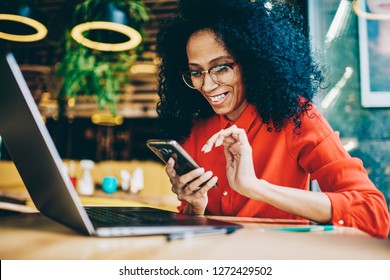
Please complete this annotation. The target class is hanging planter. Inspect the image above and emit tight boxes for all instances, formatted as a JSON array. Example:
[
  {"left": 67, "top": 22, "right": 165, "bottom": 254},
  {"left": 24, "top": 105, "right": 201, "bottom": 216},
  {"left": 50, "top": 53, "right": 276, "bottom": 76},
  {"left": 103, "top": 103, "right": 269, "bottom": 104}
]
[{"left": 56, "top": 0, "right": 149, "bottom": 115}]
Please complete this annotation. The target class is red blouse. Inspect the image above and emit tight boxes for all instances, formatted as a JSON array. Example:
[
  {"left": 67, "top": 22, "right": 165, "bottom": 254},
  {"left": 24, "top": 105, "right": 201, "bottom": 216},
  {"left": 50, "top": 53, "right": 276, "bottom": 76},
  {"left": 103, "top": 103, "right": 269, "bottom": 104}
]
[{"left": 180, "top": 104, "right": 390, "bottom": 238}]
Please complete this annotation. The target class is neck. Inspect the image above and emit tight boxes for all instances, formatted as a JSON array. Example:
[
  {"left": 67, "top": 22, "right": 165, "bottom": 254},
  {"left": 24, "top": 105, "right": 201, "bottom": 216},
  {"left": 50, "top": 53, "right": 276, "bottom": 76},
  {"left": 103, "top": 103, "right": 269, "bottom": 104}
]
[{"left": 225, "top": 102, "right": 249, "bottom": 121}]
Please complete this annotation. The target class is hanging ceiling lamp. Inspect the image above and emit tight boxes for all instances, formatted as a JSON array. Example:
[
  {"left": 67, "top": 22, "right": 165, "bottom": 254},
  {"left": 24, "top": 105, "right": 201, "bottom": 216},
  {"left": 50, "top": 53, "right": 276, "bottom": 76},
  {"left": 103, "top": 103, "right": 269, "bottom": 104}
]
[
  {"left": 70, "top": 2, "right": 142, "bottom": 52},
  {"left": 0, "top": 3, "right": 47, "bottom": 42}
]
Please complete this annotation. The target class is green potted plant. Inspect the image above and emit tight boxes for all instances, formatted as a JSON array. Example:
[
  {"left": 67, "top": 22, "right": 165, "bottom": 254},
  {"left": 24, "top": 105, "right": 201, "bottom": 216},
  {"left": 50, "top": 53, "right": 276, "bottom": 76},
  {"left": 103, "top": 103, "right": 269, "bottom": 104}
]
[{"left": 56, "top": 0, "right": 150, "bottom": 114}]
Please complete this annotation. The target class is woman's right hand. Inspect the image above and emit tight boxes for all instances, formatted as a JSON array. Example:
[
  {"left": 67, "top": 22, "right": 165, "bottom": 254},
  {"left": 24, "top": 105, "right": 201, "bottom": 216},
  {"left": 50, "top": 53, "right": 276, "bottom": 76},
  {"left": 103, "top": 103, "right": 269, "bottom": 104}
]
[{"left": 165, "top": 157, "right": 218, "bottom": 215}]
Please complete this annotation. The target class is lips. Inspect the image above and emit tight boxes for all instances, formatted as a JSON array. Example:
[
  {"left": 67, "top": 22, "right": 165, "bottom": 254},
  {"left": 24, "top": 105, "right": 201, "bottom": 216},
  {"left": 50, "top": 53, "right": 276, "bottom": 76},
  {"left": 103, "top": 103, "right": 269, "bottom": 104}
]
[{"left": 209, "top": 92, "right": 227, "bottom": 103}]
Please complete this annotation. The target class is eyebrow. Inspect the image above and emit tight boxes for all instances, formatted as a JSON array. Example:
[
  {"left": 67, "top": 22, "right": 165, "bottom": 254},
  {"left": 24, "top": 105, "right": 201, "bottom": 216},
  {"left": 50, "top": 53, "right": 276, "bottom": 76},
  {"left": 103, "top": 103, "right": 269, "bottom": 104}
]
[{"left": 188, "top": 55, "right": 234, "bottom": 67}]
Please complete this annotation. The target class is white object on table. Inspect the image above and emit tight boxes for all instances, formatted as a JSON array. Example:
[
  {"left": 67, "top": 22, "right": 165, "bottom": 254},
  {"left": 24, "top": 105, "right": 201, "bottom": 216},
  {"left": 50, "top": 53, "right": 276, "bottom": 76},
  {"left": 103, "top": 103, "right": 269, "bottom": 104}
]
[
  {"left": 130, "top": 167, "right": 144, "bottom": 194},
  {"left": 120, "top": 169, "right": 131, "bottom": 191},
  {"left": 78, "top": 159, "right": 95, "bottom": 196}
]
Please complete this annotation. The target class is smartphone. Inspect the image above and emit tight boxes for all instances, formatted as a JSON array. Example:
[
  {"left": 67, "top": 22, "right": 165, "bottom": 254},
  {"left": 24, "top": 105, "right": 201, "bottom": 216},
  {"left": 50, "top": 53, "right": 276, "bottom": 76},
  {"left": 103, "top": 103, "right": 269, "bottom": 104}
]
[
  {"left": 146, "top": 139, "right": 200, "bottom": 175},
  {"left": 147, "top": 139, "right": 218, "bottom": 189}
]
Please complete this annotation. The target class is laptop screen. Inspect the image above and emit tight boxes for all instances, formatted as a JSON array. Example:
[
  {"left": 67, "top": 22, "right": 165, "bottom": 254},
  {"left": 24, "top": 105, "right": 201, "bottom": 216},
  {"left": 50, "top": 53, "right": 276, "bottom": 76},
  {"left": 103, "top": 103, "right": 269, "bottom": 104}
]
[
  {"left": 0, "top": 52, "right": 95, "bottom": 235},
  {"left": 0, "top": 53, "right": 242, "bottom": 237}
]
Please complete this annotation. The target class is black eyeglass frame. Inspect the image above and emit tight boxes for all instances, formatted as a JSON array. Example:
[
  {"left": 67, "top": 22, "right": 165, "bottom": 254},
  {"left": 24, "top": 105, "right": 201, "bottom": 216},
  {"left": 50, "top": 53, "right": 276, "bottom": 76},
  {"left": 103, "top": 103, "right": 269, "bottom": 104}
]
[{"left": 181, "top": 61, "right": 239, "bottom": 89}]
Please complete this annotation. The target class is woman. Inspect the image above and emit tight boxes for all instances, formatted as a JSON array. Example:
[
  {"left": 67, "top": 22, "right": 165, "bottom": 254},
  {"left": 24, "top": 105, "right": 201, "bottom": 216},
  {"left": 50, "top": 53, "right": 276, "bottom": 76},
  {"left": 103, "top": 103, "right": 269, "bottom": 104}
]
[{"left": 156, "top": 0, "right": 389, "bottom": 238}]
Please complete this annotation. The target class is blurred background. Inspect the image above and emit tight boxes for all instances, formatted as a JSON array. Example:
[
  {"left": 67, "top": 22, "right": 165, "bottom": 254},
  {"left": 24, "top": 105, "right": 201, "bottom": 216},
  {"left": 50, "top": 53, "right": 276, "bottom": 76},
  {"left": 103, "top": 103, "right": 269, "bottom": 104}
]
[
  {"left": 0, "top": 0, "right": 389, "bottom": 204},
  {"left": 0, "top": 0, "right": 179, "bottom": 161}
]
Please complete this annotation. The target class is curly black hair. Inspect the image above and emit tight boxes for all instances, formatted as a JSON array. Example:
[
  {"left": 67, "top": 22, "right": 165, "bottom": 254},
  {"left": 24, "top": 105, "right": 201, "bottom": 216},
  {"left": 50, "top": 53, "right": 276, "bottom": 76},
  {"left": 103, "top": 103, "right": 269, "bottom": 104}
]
[{"left": 156, "top": 0, "right": 324, "bottom": 143}]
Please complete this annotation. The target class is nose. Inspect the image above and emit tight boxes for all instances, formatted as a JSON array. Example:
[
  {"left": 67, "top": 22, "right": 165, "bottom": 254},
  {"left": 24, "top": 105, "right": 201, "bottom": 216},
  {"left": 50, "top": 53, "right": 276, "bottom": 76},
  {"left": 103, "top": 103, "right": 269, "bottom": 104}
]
[{"left": 201, "top": 72, "right": 218, "bottom": 92}]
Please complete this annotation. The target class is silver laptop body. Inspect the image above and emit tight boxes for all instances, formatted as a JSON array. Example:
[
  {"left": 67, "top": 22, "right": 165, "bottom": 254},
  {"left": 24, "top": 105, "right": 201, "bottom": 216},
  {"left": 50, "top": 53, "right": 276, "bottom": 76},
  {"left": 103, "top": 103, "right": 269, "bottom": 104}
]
[{"left": 0, "top": 52, "right": 241, "bottom": 237}]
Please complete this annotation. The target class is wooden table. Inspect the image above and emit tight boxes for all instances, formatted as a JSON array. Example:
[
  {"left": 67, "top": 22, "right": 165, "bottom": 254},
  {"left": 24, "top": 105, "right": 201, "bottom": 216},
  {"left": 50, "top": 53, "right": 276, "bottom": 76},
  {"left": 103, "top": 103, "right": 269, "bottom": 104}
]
[
  {"left": 1, "top": 184, "right": 389, "bottom": 260},
  {"left": 1, "top": 210, "right": 390, "bottom": 260}
]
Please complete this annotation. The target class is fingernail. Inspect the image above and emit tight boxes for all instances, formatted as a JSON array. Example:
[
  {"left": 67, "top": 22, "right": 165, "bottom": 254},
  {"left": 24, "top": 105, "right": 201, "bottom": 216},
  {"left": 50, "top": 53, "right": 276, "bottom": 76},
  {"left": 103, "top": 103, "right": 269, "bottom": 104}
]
[
  {"left": 204, "top": 145, "right": 212, "bottom": 153},
  {"left": 215, "top": 138, "right": 223, "bottom": 147},
  {"left": 201, "top": 144, "right": 206, "bottom": 152}
]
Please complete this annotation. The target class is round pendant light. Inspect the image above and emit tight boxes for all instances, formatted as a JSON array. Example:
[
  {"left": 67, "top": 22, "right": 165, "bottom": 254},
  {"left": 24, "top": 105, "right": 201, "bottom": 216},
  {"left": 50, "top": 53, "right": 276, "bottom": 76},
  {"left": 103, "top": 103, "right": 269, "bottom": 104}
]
[
  {"left": 70, "top": 2, "right": 143, "bottom": 52},
  {"left": 0, "top": 5, "right": 47, "bottom": 42},
  {"left": 70, "top": 21, "right": 142, "bottom": 52}
]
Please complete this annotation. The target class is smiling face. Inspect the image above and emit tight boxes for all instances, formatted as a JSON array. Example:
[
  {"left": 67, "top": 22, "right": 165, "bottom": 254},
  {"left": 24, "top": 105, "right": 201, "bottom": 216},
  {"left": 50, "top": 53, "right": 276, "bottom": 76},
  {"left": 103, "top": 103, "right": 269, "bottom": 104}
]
[{"left": 186, "top": 29, "right": 248, "bottom": 121}]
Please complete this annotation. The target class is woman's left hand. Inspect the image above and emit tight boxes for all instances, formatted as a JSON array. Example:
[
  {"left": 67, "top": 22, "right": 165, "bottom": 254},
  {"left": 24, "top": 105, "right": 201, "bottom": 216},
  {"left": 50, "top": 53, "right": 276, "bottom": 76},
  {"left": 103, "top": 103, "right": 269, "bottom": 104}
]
[{"left": 202, "top": 125, "right": 258, "bottom": 196}]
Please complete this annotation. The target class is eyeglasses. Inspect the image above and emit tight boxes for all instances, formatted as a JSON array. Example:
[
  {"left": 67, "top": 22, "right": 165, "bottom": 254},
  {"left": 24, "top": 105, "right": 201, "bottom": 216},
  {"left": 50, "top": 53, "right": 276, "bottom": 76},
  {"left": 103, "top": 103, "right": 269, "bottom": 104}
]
[{"left": 181, "top": 61, "right": 238, "bottom": 89}]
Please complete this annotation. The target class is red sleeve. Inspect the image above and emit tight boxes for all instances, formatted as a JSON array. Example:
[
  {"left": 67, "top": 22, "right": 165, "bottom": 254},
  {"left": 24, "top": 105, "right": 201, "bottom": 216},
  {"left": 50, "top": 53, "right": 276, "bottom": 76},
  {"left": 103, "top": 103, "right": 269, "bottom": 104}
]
[
  {"left": 177, "top": 201, "right": 187, "bottom": 213},
  {"left": 288, "top": 108, "right": 390, "bottom": 238},
  {"left": 314, "top": 155, "right": 389, "bottom": 238}
]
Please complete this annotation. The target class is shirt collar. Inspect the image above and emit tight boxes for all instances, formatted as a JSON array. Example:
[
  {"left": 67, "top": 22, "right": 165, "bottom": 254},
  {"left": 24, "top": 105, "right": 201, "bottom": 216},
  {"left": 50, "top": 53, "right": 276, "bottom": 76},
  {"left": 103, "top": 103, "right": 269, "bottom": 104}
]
[{"left": 219, "top": 103, "right": 258, "bottom": 131}]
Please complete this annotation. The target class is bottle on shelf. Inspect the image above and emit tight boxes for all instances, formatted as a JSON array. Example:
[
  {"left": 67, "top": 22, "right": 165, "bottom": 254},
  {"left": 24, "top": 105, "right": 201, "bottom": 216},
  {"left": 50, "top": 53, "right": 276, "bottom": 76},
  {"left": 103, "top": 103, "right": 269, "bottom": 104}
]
[{"left": 78, "top": 159, "right": 95, "bottom": 196}]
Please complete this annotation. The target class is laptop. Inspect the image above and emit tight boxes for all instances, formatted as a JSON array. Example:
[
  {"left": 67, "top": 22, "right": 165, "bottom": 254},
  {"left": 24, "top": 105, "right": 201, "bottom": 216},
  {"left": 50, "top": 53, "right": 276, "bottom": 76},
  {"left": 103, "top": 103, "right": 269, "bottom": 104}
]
[{"left": 0, "top": 52, "right": 242, "bottom": 237}]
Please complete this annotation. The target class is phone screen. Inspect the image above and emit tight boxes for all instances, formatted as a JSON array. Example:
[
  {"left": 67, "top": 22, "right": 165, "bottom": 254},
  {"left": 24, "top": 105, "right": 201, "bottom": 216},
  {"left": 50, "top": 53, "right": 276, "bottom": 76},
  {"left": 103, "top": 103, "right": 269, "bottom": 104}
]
[
  {"left": 147, "top": 139, "right": 218, "bottom": 188},
  {"left": 146, "top": 139, "right": 200, "bottom": 175}
]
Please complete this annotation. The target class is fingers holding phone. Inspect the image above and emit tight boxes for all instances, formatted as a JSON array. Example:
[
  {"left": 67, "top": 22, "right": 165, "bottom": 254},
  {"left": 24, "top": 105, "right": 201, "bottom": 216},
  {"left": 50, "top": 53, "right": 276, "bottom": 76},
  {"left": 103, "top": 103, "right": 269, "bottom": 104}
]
[
  {"left": 165, "top": 157, "right": 203, "bottom": 185},
  {"left": 147, "top": 139, "right": 219, "bottom": 192},
  {"left": 147, "top": 139, "right": 218, "bottom": 214},
  {"left": 166, "top": 157, "right": 218, "bottom": 210}
]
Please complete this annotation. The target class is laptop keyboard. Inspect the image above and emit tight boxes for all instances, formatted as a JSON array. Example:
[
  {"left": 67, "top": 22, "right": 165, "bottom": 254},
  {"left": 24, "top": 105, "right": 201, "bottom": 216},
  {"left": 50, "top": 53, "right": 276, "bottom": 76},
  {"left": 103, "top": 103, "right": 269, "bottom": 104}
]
[{"left": 85, "top": 207, "right": 179, "bottom": 226}]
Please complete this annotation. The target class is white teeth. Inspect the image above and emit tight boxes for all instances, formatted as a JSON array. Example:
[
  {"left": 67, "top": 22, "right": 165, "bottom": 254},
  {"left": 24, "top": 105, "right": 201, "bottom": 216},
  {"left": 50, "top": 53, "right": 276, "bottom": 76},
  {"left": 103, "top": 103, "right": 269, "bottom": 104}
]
[{"left": 209, "top": 93, "right": 226, "bottom": 102}]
